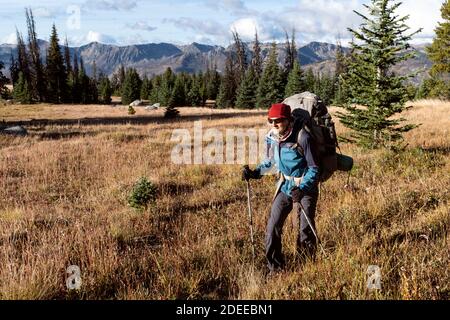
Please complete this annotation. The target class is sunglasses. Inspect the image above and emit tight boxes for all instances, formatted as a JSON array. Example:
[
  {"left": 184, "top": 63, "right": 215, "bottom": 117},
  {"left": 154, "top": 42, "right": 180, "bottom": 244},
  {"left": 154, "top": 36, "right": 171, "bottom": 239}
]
[{"left": 268, "top": 118, "right": 286, "bottom": 124}]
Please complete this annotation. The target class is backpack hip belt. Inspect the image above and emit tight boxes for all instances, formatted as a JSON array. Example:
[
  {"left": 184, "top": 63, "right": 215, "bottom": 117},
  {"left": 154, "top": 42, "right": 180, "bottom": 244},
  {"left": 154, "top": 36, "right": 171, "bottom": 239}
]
[
  {"left": 272, "top": 173, "right": 305, "bottom": 202},
  {"left": 282, "top": 173, "right": 303, "bottom": 187}
]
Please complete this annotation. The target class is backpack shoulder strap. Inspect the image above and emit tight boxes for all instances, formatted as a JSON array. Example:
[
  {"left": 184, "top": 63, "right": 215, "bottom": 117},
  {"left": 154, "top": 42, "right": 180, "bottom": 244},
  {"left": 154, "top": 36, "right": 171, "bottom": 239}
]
[{"left": 292, "top": 128, "right": 305, "bottom": 156}]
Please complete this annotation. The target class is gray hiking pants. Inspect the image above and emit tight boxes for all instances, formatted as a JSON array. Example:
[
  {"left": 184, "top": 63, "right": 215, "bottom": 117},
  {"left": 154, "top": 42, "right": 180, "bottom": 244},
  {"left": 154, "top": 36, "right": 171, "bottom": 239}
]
[{"left": 265, "top": 189, "right": 318, "bottom": 271}]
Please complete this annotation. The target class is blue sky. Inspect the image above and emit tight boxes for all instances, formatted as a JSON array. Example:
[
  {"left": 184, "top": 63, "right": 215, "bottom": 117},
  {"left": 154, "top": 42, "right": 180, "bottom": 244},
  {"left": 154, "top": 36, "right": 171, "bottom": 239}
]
[{"left": 0, "top": 0, "right": 444, "bottom": 47}]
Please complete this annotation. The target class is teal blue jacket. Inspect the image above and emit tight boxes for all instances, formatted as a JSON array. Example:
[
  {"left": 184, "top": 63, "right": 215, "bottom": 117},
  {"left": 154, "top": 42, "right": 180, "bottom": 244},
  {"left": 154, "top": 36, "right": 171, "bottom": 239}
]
[{"left": 256, "top": 128, "right": 320, "bottom": 196}]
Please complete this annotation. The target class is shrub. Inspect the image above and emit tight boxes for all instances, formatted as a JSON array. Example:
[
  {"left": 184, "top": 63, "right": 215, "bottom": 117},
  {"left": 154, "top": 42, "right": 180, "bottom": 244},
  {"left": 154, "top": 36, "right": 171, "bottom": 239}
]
[
  {"left": 128, "top": 177, "right": 157, "bottom": 210},
  {"left": 128, "top": 105, "right": 136, "bottom": 115}
]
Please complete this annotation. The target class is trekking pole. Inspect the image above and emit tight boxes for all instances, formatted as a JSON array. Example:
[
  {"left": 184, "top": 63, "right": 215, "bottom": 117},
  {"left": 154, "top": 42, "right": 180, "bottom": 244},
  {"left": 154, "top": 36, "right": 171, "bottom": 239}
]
[
  {"left": 245, "top": 179, "right": 256, "bottom": 264},
  {"left": 297, "top": 201, "right": 326, "bottom": 256}
]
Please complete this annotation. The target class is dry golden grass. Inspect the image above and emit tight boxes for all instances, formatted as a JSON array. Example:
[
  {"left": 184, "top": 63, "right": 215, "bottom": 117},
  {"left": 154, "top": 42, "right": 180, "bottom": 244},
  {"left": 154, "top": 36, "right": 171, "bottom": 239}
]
[{"left": 0, "top": 101, "right": 448, "bottom": 299}]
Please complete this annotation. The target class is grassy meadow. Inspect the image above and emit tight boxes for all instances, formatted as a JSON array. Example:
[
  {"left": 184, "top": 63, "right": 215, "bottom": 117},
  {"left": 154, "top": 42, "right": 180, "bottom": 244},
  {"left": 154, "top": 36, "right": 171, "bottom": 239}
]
[{"left": 0, "top": 100, "right": 448, "bottom": 299}]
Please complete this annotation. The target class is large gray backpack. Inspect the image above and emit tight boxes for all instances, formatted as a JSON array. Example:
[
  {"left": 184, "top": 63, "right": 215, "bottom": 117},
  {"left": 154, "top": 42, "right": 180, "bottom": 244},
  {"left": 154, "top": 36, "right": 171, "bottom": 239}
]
[{"left": 283, "top": 91, "right": 353, "bottom": 182}]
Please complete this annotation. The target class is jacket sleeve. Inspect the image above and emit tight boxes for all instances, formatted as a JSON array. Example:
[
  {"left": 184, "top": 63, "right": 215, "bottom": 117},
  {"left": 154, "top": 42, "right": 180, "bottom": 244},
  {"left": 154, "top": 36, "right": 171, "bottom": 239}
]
[
  {"left": 255, "top": 136, "right": 276, "bottom": 176},
  {"left": 299, "top": 133, "right": 320, "bottom": 192}
]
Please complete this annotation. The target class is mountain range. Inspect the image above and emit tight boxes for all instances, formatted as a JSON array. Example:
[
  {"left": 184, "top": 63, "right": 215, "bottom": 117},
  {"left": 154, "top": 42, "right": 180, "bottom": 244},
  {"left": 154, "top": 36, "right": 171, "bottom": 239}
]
[{"left": 0, "top": 40, "right": 432, "bottom": 84}]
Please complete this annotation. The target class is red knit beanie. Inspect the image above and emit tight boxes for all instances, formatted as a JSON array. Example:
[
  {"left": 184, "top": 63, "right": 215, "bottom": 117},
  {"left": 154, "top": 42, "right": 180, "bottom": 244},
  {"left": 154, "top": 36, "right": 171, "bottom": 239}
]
[{"left": 268, "top": 103, "right": 291, "bottom": 120}]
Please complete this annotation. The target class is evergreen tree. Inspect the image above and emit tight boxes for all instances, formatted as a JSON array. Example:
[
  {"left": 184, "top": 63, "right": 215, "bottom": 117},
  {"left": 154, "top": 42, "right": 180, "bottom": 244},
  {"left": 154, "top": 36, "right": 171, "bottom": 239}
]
[
  {"left": 169, "top": 74, "right": 186, "bottom": 107},
  {"left": 9, "top": 54, "right": 19, "bottom": 86},
  {"left": 63, "top": 38, "right": 73, "bottom": 103},
  {"left": 121, "top": 68, "right": 142, "bottom": 105},
  {"left": 140, "top": 76, "right": 152, "bottom": 100},
  {"left": 284, "top": 60, "right": 305, "bottom": 98},
  {"left": 215, "top": 81, "right": 228, "bottom": 109},
  {"left": 13, "top": 71, "right": 32, "bottom": 103},
  {"left": 64, "top": 37, "right": 72, "bottom": 74},
  {"left": 417, "top": 77, "right": 449, "bottom": 99},
  {"left": 71, "top": 52, "right": 80, "bottom": 103},
  {"left": 216, "top": 52, "right": 236, "bottom": 108},
  {"left": 187, "top": 75, "right": 202, "bottom": 106},
  {"left": 78, "top": 57, "right": 90, "bottom": 104},
  {"left": 336, "top": 0, "right": 421, "bottom": 148},
  {"left": 88, "top": 77, "right": 98, "bottom": 104},
  {"left": 46, "top": 24, "right": 68, "bottom": 103},
  {"left": 425, "top": 0, "right": 450, "bottom": 99},
  {"left": 0, "top": 61, "right": 8, "bottom": 99},
  {"left": 16, "top": 30, "right": 32, "bottom": 97},
  {"left": 333, "top": 39, "right": 350, "bottom": 105},
  {"left": 164, "top": 105, "right": 180, "bottom": 118},
  {"left": 235, "top": 65, "right": 258, "bottom": 109},
  {"left": 205, "top": 65, "right": 220, "bottom": 100},
  {"left": 99, "top": 76, "right": 112, "bottom": 104},
  {"left": 232, "top": 31, "right": 247, "bottom": 87},
  {"left": 316, "top": 73, "right": 335, "bottom": 105},
  {"left": 158, "top": 67, "right": 175, "bottom": 105},
  {"left": 251, "top": 31, "right": 263, "bottom": 78},
  {"left": 304, "top": 68, "right": 315, "bottom": 92},
  {"left": 283, "top": 29, "right": 297, "bottom": 86},
  {"left": 26, "top": 8, "right": 45, "bottom": 102},
  {"left": 92, "top": 60, "right": 97, "bottom": 83},
  {"left": 118, "top": 64, "right": 126, "bottom": 90},
  {"left": 149, "top": 75, "right": 162, "bottom": 103},
  {"left": 256, "top": 43, "right": 284, "bottom": 109}
]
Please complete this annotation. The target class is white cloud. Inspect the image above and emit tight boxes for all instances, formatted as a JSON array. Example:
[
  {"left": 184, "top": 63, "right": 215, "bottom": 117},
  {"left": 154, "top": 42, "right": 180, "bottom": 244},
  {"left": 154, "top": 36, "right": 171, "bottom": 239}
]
[
  {"left": 83, "top": 0, "right": 137, "bottom": 11},
  {"left": 33, "top": 7, "right": 55, "bottom": 18},
  {"left": 164, "top": 17, "right": 227, "bottom": 36},
  {"left": 205, "top": 0, "right": 253, "bottom": 16},
  {"left": 229, "top": 18, "right": 258, "bottom": 40},
  {"left": 119, "top": 34, "right": 148, "bottom": 45},
  {"left": 229, "top": 17, "right": 285, "bottom": 42},
  {"left": 69, "top": 31, "right": 117, "bottom": 46},
  {"left": 2, "top": 33, "right": 18, "bottom": 45},
  {"left": 126, "top": 21, "right": 157, "bottom": 32},
  {"left": 397, "top": 0, "right": 442, "bottom": 43}
]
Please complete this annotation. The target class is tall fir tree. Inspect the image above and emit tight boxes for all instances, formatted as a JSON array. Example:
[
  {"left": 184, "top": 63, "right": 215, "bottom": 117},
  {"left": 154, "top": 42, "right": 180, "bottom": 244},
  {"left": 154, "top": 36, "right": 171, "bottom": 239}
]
[
  {"left": 26, "top": 8, "right": 46, "bottom": 102},
  {"left": 304, "top": 68, "right": 315, "bottom": 92},
  {"left": 187, "top": 74, "right": 202, "bottom": 106},
  {"left": 235, "top": 65, "right": 258, "bottom": 109},
  {"left": 283, "top": 29, "right": 297, "bottom": 87},
  {"left": 9, "top": 54, "right": 19, "bottom": 86},
  {"left": 232, "top": 31, "right": 247, "bottom": 87},
  {"left": 64, "top": 37, "right": 72, "bottom": 74},
  {"left": 316, "top": 73, "right": 335, "bottom": 105},
  {"left": 169, "top": 74, "right": 186, "bottom": 107},
  {"left": 121, "top": 68, "right": 142, "bottom": 105},
  {"left": 336, "top": 0, "right": 422, "bottom": 148},
  {"left": 0, "top": 61, "right": 8, "bottom": 99},
  {"left": 46, "top": 24, "right": 68, "bottom": 103},
  {"left": 118, "top": 64, "right": 126, "bottom": 89},
  {"left": 157, "top": 67, "right": 174, "bottom": 106},
  {"left": 425, "top": 0, "right": 450, "bottom": 99},
  {"left": 216, "top": 52, "right": 237, "bottom": 108},
  {"left": 140, "top": 76, "right": 152, "bottom": 100},
  {"left": 256, "top": 42, "right": 284, "bottom": 109},
  {"left": 13, "top": 71, "right": 32, "bottom": 103},
  {"left": 251, "top": 31, "right": 263, "bottom": 78},
  {"left": 149, "top": 75, "right": 162, "bottom": 103},
  {"left": 98, "top": 75, "right": 112, "bottom": 104},
  {"left": 205, "top": 64, "right": 220, "bottom": 100},
  {"left": 284, "top": 60, "right": 305, "bottom": 98},
  {"left": 71, "top": 52, "right": 80, "bottom": 103},
  {"left": 63, "top": 37, "right": 73, "bottom": 103},
  {"left": 78, "top": 57, "right": 90, "bottom": 104},
  {"left": 333, "top": 39, "right": 350, "bottom": 106},
  {"left": 16, "top": 30, "right": 32, "bottom": 98}
]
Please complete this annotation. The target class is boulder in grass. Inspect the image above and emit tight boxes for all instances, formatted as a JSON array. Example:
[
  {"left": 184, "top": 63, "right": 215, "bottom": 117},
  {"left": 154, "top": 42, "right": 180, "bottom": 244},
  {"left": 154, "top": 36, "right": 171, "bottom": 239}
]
[
  {"left": 145, "top": 103, "right": 160, "bottom": 110},
  {"left": 1, "top": 126, "right": 28, "bottom": 136},
  {"left": 129, "top": 100, "right": 144, "bottom": 107}
]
